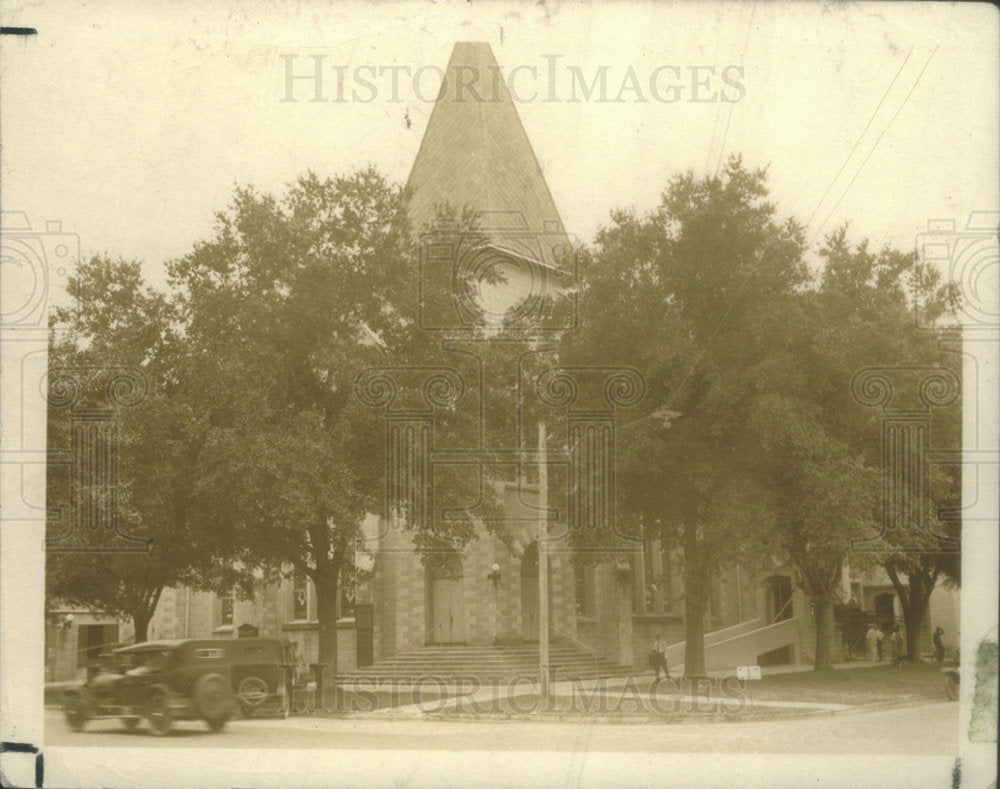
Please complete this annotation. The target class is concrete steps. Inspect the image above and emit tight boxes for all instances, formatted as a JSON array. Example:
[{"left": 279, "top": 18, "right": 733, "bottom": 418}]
[{"left": 344, "top": 641, "right": 635, "bottom": 682}]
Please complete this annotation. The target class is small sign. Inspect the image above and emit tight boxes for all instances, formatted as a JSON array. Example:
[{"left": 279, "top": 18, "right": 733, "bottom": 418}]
[{"left": 736, "top": 665, "right": 762, "bottom": 681}]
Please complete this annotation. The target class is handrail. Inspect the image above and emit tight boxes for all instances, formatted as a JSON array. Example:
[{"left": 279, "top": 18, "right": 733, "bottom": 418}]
[
  {"left": 770, "top": 596, "right": 793, "bottom": 624},
  {"left": 703, "top": 617, "right": 764, "bottom": 645},
  {"left": 424, "top": 620, "right": 446, "bottom": 641},
  {"left": 549, "top": 625, "right": 600, "bottom": 680},
  {"left": 550, "top": 626, "right": 595, "bottom": 656}
]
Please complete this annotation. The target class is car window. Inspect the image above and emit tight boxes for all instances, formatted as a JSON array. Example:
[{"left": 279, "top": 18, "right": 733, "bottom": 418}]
[{"left": 192, "top": 648, "right": 226, "bottom": 660}]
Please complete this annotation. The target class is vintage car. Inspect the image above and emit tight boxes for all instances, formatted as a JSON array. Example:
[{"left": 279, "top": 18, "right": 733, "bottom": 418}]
[
  {"left": 226, "top": 637, "right": 285, "bottom": 717},
  {"left": 62, "top": 639, "right": 236, "bottom": 735}
]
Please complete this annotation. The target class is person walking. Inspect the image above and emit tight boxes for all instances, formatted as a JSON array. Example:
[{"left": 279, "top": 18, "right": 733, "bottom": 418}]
[
  {"left": 933, "top": 627, "right": 946, "bottom": 663},
  {"left": 650, "top": 634, "right": 669, "bottom": 680}
]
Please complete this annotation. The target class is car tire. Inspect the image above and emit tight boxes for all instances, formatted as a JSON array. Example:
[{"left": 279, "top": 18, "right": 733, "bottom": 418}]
[
  {"left": 237, "top": 676, "right": 269, "bottom": 717},
  {"left": 64, "top": 696, "right": 88, "bottom": 732},
  {"left": 205, "top": 716, "right": 228, "bottom": 732},
  {"left": 193, "top": 673, "right": 234, "bottom": 721},
  {"left": 146, "top": 694, "right": 173, "bottom": 736},
  {"left": 121, "top": 716, "right": 141, "bottom": 731}
]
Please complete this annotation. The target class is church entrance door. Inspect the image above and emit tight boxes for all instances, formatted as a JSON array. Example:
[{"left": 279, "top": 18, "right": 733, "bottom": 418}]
[{"left": 427, "top": 554, "right": 466, "bottom": 644}]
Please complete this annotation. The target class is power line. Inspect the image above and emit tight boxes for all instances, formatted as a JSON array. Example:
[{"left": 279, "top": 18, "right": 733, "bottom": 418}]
[
  {"left": 803, "top": 47, "right": 914, "bottom": 231},
  {"left": 714, "top": 1, "right": 757, "bottom": 178},
  {"left": 811, "top": 46, "right": 938, "bottom": 246}
]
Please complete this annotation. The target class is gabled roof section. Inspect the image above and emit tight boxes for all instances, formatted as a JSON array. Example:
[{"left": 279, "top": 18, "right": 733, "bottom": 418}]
[{"left": 406, "top": 42, "right": 572, "bottom": 270}]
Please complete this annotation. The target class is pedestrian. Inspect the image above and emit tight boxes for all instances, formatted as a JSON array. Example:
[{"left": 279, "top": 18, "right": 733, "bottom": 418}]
[
  {"left": 933, "top": 627, "right": 945, "bottom": 663},
  {"left": 866, "top": 625, "right": 879, "bottom": 662},
  {"left": 649, "top": 633, "right": 669, "bottom": 680},
  {"left": 876, "top": 626, "right": 885, "bottom": 661},
  {"left": 889, "top": 628, "right": 904, "bottom": 666}
]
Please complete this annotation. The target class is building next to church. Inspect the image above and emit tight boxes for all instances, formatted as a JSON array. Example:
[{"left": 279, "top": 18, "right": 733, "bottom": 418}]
[{"left": 46, "top": 42, "right": 959, "bottom": 683}]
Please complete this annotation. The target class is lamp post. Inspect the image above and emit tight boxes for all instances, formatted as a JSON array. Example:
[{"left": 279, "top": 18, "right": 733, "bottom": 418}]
[
  {"left": 488, "top": 563, "right": 501, "bottom": 643},
  {"left": 538, "top": 422, "right": 550, "bottom": 705}
]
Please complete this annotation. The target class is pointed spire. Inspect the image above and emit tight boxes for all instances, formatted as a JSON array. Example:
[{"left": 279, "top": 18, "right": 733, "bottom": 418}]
[{"left": 406, "top": 42, "right": 570, "bottom": 270}]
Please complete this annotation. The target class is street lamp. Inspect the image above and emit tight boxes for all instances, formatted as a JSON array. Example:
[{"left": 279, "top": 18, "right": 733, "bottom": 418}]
[{"left": 488, "top": 563, "right": 502, "bottom": 644}]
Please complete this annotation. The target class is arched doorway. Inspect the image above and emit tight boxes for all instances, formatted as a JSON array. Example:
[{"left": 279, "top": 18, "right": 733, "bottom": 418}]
[
  {"left": 874, "top": 593, "right": 896, "bottom": 628},
  {"left": 765, "top": 575, "right": 793, "bottom": 623},
  {"left": 426, "top": 552, "right": 465, "bottom": 644}
]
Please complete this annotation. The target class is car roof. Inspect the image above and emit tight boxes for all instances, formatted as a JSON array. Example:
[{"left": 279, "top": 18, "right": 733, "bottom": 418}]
[
  {"left": 113, "top": 637, "right": 285, "bottom": 655},
  {"left": 113, "top": 639, "right": 222, "bottom": 654}
]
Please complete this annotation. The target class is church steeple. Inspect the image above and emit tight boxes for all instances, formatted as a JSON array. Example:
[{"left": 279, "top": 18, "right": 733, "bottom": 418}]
[{"left": 406, "top": 42, "right": 570, "bottom": 272}]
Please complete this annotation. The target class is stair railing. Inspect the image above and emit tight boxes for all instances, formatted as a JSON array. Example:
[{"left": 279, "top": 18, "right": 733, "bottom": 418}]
[
  {"left": 549, "top": 625, "right": 600, "bottom": 681},
  {"left": 770, "top": 596, "right": 794, "bottom": 624},
  {"left": 424, "top": 620, "right": 446, "bottom": 644}
]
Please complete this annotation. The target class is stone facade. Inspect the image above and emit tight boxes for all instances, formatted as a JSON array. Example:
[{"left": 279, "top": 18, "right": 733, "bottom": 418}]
[{"left": 374, "top": 480, "right": 583, "bottom": 657}]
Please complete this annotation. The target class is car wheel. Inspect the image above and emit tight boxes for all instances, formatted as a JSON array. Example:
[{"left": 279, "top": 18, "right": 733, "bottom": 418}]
[
  {"left": 193, "top": 673, "right": 234, "bottom": 721},
  {"left": 64, "top": 697, "right": 88, "bottom": 732},
  {"left": 205, "top": 716, "right": 228, "bottom": 732},
  {"left": 121, "top": 716, "right": 141, "bottom": 731},
  {"left": 237, "top": 676, "right": 268, "bottom": 717},
  {"left": 146, "top": 694, "right": 173, "bottom": 736}
]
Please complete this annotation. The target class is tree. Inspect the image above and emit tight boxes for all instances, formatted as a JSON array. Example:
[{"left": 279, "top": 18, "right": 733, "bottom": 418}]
[
  {"left": 563, "top": 157, "right": 808, "bottom": 676},
  {"left": 168, "top": 169, "right": 488, "bottom": 673},
  {"left": 879, "top": 387, "right": 960, "bottom": 663},
  {"left": 746, "top": 386, "right": 878, "bottom": 670},
  {"left": 750, "top": 227, "right": 960, "bottom": 668},
  {"left": 46, "top": 256, "right": 236, "bottom": 641}
]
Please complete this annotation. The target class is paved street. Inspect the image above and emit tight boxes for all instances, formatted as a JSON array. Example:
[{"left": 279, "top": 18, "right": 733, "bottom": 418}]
[{"left": 46, "top": 701, "right": 957, "bottom": 754}]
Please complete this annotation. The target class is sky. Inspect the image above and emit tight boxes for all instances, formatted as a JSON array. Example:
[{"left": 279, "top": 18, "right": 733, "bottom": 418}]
[{"left": 1, "top": 0, "right": 998, "bottom": 297}]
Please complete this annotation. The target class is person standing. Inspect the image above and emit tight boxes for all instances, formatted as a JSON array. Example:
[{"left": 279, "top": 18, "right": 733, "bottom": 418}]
[
  {"left": 866, "top": 625, "right": 879, "bottom": 662},
  {"left": 889, "top": 628, "right": 904, "bottom": 666},
  {"left": 933, "top": 627, "right": 946, "bottom": 662},
  {"left": 650, "top": 634, "right": 669, "bottom": 680}
]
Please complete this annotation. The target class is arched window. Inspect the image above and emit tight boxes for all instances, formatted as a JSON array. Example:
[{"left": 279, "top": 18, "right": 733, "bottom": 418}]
[{"left": 291, "top": 572, "right": 309, "bottom": 621}]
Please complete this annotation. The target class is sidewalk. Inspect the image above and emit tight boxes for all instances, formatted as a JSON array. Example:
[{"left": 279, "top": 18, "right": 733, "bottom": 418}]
[
  {"left": 328, "top": 661, "right": 886, "bottom": 719},
  {"left": 43, "top": 658, "right": 917, "bottom": 718}
]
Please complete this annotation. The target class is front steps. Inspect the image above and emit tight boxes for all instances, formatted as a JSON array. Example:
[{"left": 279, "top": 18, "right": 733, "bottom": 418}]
[{"left": 343, "top": 641, "right": 635, "bottom": 682}]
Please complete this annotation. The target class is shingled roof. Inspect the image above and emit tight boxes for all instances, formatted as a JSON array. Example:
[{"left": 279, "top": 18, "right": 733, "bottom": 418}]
[{"left": 406, "top": 42, "right": 571, "bottom": 272}]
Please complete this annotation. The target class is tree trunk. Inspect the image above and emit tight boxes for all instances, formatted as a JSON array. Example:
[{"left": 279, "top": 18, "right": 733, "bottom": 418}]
[
  {"left": 885, "top": 560, "right": 936, "bottom": 662},
  {"left": 813, "top": 595, "right": 835, "bottom": 671},
  {"left": 683, "top": 520, "right": 708, "bottom": 678},
  {"left": 133, "top": 608, "right": 153, "bottom": 643},
  {"left": 903, "top": 605, "right": 924, "bottom": 662},
  {"left": 131, "top": 587, "right": 162, "bottom": 642},
  {"left": 314, "top": 570, "right": 340, "bottom": 676}
]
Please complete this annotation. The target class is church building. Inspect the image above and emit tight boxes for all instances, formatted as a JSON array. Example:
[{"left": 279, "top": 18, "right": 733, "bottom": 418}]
[{"left": 47, "top": 42, "right": 957, "bottom": 685}]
